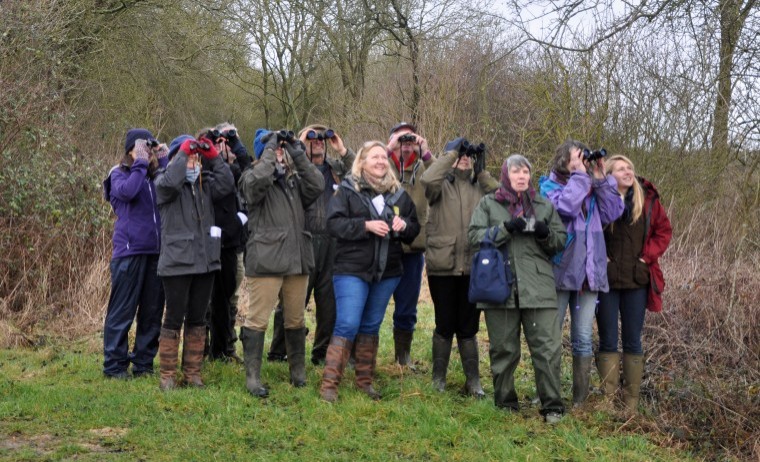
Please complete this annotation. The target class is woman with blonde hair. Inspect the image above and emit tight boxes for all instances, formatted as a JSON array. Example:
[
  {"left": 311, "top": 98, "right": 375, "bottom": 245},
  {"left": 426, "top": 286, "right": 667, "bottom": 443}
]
[
  {"left": 319, "top": 141, "right": 420, "bottom": 402},
  {"left": 597, "top": 154, "right": 672, "bottom": 412}
]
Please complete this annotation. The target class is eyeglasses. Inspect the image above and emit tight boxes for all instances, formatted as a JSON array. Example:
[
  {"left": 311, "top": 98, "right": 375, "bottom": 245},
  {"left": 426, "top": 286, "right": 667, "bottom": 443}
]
[{"left": 306, "top": 129, "right": 335, "bottom": 141}]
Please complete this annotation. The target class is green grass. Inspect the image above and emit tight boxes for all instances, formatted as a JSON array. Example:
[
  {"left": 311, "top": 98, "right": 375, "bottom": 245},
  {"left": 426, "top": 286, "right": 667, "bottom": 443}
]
[{"left": 0, "top": 304, "right": 693, "bottom": 461}]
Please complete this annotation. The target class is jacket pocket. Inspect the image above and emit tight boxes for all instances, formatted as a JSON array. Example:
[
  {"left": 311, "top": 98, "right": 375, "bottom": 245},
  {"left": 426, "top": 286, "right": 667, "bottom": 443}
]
[
  {"left": 606, "top": 259, "right": 619, "bottom": 285},
  {"left": 250, "top": 229, "right": 289, "bottom": 274},
  {"left": 425, "top": 235, "right": 457, "bottom": 271},
  {"left": 634, "top": 259, "right": 650, "bottom": 285},
  {"left": 163, "top": 232, "right": 195, "bottom": 266}
]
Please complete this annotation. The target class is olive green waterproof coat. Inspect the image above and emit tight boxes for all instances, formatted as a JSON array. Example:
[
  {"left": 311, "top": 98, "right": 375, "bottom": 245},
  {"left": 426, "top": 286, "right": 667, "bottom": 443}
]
[
  {"left": 420, "top": 151, "right": 499, "bottom": 276},
  {"left": 467, "top": 193, "right": 566, "bottom": 310},
  {"left": 239, "top": 146, "right": 324, "bottom": 277}
]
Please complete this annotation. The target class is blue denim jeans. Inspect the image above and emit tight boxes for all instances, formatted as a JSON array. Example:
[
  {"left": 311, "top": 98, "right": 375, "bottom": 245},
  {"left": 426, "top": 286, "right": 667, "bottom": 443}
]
[
  {"left": 333, "top": 275, "right": 401, "bottom": 341},
  {"left": 597, "top": 288, "right": 647, "bottom": 354},
  {"left": 392, "top": 252, "right": 424, "bottom": 332},
  {"left": 556, "top": 290, "right": 598, "bottom": 357},
  {"left": 103, "top": 255, "right": 165, "bottom": 376}
]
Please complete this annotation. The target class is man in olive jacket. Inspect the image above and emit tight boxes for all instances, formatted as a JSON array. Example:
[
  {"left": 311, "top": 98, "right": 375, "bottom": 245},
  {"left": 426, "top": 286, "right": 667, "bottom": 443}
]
[
  {"left": 467, "top": 154, "right": 567, "bottom": 422},
  {"left": 238, "top": 130, "right": 324, "bottom": 397}
]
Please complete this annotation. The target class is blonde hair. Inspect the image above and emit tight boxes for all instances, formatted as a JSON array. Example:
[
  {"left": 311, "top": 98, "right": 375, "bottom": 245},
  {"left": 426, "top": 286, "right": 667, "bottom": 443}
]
[
  {"left": 351, "top": 141, "right": 399, "bottom": 193},
  {"left": 605, "top": 154, "right": 644, "bottom": 223}
]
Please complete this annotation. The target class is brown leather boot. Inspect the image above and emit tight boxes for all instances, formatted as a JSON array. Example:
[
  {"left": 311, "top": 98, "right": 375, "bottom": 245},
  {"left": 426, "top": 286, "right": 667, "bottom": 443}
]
[
  {"left": 354, "top": 333, "right": 381, "bottom": 400},
  {"left": 159, "top": 328, "right": 181, "bottom": 391},
  {"left": 182, "top": 325, "right": 206, "bottom": 388},
  {"left": 319, "top": 336, "right": 352, "bottom": 402},
  {"left": 596, "top": 352, "right": 621, "bottom": 397}
]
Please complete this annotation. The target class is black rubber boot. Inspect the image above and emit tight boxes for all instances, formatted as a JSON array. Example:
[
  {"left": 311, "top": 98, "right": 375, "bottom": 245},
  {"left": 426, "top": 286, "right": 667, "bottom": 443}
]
[
  {"left": 458, "top": 336, "right": 485, "bottom": 399},
  {"left": 267, "top": 305, "right": 287, "bottom": 362},
  {"left": 393, "top": 328, "right": 413, "bottom": 366},
  {"left": 240, "top": 327, "right": 269, "bottom": 397},
  {"left": 284, "top": 327, "right": 307, "bottom": 387},
  {"left": 431, "top": 332, "right": 452, "bottom": 392}
]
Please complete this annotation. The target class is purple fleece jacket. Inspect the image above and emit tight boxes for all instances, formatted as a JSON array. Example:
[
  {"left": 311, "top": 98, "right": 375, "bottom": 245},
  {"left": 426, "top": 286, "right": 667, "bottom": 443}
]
[
  {"left": 539, "top": 171, "right": 624, "bottom": 292},
  {"left": 103, "top": 157, "right": 168, "bottom": 259}
]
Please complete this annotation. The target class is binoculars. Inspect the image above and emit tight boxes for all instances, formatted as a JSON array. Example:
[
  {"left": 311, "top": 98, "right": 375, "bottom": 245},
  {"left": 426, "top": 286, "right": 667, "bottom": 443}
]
[
  {"left": 207, "top": 129, "right": 238, "bottom": 143},
  {"left": 190, "top": 141, "right": 211, "bottom": 151},
  {"left": 306, "top": 128, "right": 335, "bottom": 141},
  {"left": 459, "top": 140, "right": 485, "bottom": 158},
  {"left": 146, "top": 140, "right": 159, "bottom": 148},
  {"left": 582, "top": 148, "right": 607, "bottom": 162},
  {"left": 398, "top": 133, "right": 417, "bottom": 143},
  {"left": 277, "top": 130, "right": 296, "bottom": 143}
]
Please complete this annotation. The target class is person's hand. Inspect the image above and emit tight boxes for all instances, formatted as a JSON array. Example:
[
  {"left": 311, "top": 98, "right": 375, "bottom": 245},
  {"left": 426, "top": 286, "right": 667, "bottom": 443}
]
[
  {"left": 133, "top": 139, "right": 151, "bottom": 161},
  {"left": 504, "top": 217, "right": 527, "bottom": 234},
  {"left": 568, "top": 147, "right": 586, "bottom": 173},
  {"left": 179, "top": 138, "right": 196, "bottom": 156},
  {"left": 155, "top": 143, "right": 169, "bottom": 160},
  {"left": 391, "top": 215, "right": 407, "bottom": 232},
  {"left": 591, "top": 157, "right": 605, "bottom": 179},
  {"left": 365, "top": 220, "right": 390, "bottom": 237},
  {"left": 328, "top": 133, "right": 348, "bottom": 156},
  {"left": 197, "top": 137, "right": 219, "bottom": 160},
  {"left": 534, "top": 220, "right": 550, "bottom": 239},
  {"left": 283, "top": 139, "right": 305, "bottom": 159},
  {"left": 415, "top": 134, "right": 429, "bottom": 154}
]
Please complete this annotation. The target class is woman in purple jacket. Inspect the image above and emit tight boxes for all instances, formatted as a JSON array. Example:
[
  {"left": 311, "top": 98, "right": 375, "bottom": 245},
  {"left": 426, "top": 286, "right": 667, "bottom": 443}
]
[
  {"left": 539, "top": 140, "right": 623, "bottom": 407},
  {"left": 102, "top": 128, "right": 169, "bottom": 379}
]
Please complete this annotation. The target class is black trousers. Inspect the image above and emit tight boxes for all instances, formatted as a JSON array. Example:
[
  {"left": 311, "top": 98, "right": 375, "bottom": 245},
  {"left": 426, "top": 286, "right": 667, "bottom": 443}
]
[
  {"left": 162, "top": 272, "right": 215, "bottom": 331},
  {"left": 428, "top": 275, "right": 480, "bottom": 341},
  {"left": 207, "top": 247, "right": 239, "bottom": 358}
]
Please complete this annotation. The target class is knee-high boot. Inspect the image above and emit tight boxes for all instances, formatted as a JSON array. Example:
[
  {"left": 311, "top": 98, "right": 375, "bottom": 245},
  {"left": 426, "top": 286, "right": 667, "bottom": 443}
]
[
  {"left": 319, "top": 336, "right": 352, "bottom": 402},
  {"left": 284, "top": 327, "right": 307, "bottom": 387},
  {"left": 622, "top": 353, "right": 644, "bottom": 412},
  {"left": 572, "top": 355, "right": 592, "bottom": 407},
  {"left": 458, "top": 336, "right": 485, "bottom": 399},
  {"left": 182, "top": 325, "right": 206, "bottom": 388},
  {"left": 159, "top": 328, "right": 181, "bottom": 391},
  {"left": 354, "top": 333, "right": 381, "bottom": 400},
  {"left": 240, "top": 327, "right": 269, "bottom": 397},
  {"left": 596, "top": 351, "right": 620, "bottom": 397},
  {"left": 431, "top": 332, "right": 452, "bottom": 392}
]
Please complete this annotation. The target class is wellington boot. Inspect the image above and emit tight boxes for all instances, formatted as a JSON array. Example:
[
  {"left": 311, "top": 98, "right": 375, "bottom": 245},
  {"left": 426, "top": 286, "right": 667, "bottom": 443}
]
[
  {"left": 393, "top": 329, "right": 413, "bottom": 366},
  {"left": 240, "top": 327, "right": 269, "bottom": 397},
  {"left": 596, "top": 351, "right": 620, "bottom": 397},
  {"left": 159, "top": 328, "right": 181, "bottom": 391},
  {"left": 622, "top": 353, "right": 644, "bottom": 413},
  {"left": 572, "top": 355, "right": 592, "bottom": 407},
  {"left": 354, "top": 334, "right": 381, "bottom": 400},
  {"left": 431, "top": 332, "right": 452, "bottom": 392},
  {"left": 284, "top": 327, "right": 307, "bottom": 387},
  {"left": 319, "top": 336, "right": 352, "bottom": 402},
  {"left": 458, "top": 337, "right": 485, "bottom": 399},
  {"left": 267, "top": 305, "right": 287, "bottom": 362},
  {"left": 182, "top": 325, "right": 206, "bottom": 388}
]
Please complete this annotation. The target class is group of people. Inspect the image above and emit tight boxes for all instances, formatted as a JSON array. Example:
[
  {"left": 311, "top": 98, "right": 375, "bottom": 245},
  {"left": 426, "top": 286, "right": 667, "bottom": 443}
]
[{"left": 102, "top": 121, "right": 672, "bottom": 424}]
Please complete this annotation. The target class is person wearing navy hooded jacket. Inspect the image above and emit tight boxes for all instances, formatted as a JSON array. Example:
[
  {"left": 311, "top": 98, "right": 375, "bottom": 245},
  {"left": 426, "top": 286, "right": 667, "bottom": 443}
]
[{"left": 102, "top": 128, "right": 169, "bottom": 379}]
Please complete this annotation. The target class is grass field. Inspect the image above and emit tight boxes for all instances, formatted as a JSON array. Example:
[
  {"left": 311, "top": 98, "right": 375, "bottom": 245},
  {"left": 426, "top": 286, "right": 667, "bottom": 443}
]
[{"left": 0, "top": 302, "right": 694, "bottom": 461}]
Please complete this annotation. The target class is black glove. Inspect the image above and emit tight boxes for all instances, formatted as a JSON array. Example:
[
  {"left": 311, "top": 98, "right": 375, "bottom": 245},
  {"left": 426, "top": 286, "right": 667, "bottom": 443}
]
[
  {"left": 473, "top": 152, "right": 485, "bottom": 178},
  {"left": 283, "top": 139, "right": 306, "bottom": 160},
  {"left": 534, "top": 220, "right": 550, "bottom": 239},
  {"left": 262, "top": 131, "right": 278, "bottom": 151},
  {"left": 504, "top": 217, "right": 526, "bottom": 234}
]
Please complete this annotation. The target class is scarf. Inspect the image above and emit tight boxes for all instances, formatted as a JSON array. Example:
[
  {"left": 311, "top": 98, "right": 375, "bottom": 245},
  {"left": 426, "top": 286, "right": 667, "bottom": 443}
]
[
  {"left": 389, "top": 149, "right": 418, "bottom": 173},
  {"left": 495, "top": 162, "right": 536, "bottom": 217},
  {"left": 355, "top": 173, "right": 395, "bottom": 195}
]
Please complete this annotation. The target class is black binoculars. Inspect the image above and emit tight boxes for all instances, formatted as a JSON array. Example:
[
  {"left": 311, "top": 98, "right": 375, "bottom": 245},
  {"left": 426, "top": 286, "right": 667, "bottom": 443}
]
[
  {"left": 276, "top": 130, "right": 296, "bottom": 143},
  {"left": 398, "top": 133, "right": 416, "bottom": 143},
  {"left": 306, "top": 128, "right": 335, "bottom": 141},
  {"left": 190, "top": 141, "right": 210, "bottom": 151},
  {"left": 146, "top": 140, "right": 159, "bottom": 148},
  {"left": 459, "top": 140, "right": 485, "bottom": 158},
  {"left": 582, "top": 148, "right": 607, "bottom": 162},
  {"left": 207, "top": 129, "right": 237, "bottom": 143}
]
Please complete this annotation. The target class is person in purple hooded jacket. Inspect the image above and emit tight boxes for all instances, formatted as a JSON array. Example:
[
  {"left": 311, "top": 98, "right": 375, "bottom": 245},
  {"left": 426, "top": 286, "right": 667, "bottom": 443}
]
[
  {"left": 102, "top": 128, "right": 169, "bottom": 379},
  {"left": 539, "top": 140, "right": 623, "bottom": 408}
]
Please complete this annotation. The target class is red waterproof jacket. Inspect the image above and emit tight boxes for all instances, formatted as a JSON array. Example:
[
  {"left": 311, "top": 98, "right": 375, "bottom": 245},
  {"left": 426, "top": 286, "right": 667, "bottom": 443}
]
[{"left": 639, "top": 178, "right": 673, "bottom": 312}]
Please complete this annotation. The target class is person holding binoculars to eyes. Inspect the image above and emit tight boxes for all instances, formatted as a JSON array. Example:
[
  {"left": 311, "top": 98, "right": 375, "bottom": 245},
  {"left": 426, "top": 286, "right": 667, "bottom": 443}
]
[
  {"left": 538, "top": 140, "right": 624, "bottom": 408},
  {"left": 195, "top": 124, "right": 250, "bottom": 364},
  {"left": 238, "top": 129, "right": 324, "bottom": 397},
  {"left": 102, "top": 128, "right": 169, "bottom": 380},
  {"left": 154, "top": 134, "right": 235, "bottom": 391},
  {"left": 419, "top": 137, "right": 499, "bottom": 397},
  {"left": 385, "top": 122, "right": 434, "bottom": 367},
  {"left": 267, "top": 124, "right": 355, "bottom": 366}
]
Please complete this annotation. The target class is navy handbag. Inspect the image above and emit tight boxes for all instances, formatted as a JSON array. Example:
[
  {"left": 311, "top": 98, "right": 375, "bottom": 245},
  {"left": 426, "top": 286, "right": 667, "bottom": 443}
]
[{"left": 468, "top": 226, "right": 513, "bottom": 304}]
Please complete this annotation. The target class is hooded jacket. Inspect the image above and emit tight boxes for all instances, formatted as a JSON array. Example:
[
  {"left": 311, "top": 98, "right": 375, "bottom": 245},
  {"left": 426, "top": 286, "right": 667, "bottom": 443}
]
[
  {"left": 154, "top": 152, "right": 235, "bottom": 276},
  {"left": 539, "top": 171, "right": 624, "bottom": 292},
  {"left": 103, "top": 156, "right": 168, "bottom": 259},
  {"left": 420, "top": 150, "right": 499, "bottom": 276}
]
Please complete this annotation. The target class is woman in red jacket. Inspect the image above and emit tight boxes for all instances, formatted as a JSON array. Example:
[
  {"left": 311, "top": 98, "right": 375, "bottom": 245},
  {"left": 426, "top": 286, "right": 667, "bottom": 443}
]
[{"left": 596, "top": 154, "right": 672, "bottom": 412}]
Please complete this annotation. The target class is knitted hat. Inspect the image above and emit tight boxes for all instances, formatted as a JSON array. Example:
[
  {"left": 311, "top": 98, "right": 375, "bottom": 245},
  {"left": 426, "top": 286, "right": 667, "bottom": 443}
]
[
  {"left": 125, "top": 128, "right": 156, "bottom": 154},
  {"left": 168, "top": 134, "right": 195, "bottom": 159},
  {"left": 253, "top": 128, "right": 270, "bottom": 159}
]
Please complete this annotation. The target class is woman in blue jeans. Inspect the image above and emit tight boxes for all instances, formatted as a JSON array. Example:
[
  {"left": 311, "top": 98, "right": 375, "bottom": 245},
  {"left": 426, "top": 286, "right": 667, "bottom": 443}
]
[
  {"left": 539, "top": 140, "right": 623, "bottom": 407},
  {"left": 319, "top": 141, "right": 420, "bottom": 402}
]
